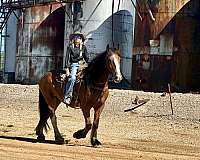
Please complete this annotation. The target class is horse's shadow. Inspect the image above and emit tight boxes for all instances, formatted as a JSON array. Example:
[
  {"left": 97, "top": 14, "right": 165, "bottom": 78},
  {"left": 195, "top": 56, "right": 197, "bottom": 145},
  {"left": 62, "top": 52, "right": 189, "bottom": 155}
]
[
  {"left": 0, "top": 135, "right": 66, "bottom": 145},
  {"left": 0, "top": 135, "right": 93, "bottom": 147}
]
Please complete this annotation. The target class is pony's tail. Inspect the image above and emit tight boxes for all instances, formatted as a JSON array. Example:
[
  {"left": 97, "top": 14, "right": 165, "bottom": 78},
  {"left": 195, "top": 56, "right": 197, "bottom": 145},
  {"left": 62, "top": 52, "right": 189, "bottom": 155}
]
[{"left": 39, "top": 90, "right": 50, "bottom": 133}]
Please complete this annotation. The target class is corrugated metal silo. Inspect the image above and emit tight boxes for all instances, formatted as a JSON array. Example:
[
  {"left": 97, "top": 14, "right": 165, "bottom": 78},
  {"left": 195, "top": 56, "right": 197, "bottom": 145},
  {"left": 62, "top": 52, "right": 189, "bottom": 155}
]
[{"left": 5, "top": 13, "right": 17, "bottom": 83}]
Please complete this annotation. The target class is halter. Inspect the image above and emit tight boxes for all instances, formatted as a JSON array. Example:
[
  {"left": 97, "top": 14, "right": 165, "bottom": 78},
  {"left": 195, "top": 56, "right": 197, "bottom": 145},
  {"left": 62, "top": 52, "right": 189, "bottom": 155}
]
[{"left": 105, "top": 48, "right": 121, "bottom": 80}]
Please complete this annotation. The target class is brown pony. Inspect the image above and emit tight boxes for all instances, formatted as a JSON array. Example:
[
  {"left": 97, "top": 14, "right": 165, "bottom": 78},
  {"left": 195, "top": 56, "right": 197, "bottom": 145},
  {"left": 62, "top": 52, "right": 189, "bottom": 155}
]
[{"left": 35, "top": 44, "right": 122, "bottom": 146}]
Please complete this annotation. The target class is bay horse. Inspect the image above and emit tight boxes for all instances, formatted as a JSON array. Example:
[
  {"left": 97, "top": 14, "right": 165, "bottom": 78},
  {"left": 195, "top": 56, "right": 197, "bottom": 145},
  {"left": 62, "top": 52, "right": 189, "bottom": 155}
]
[{"left": 35, "top": 44, "right": 122, "bottom": 146}]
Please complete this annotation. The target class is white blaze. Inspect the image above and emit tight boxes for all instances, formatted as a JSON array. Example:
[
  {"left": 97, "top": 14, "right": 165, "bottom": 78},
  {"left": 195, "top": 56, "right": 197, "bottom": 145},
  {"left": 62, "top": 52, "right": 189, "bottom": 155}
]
[{"left": 112, "top": 54, "right": 122, "bottom": 82}]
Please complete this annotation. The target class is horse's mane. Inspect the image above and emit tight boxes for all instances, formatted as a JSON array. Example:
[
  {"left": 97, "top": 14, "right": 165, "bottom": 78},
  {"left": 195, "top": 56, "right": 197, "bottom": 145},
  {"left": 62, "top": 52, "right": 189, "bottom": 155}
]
[
  {"left": 87, "top": 47, "right": 119, "bottom": 71},
  {"left": 83, "top": 50, "right": 108, "bottom": 84},
  {"left": 83, "top": 47, "right": 120, "bottom": 84},
  {"left": 88, "top": 51, "right": 107, "bottom": 69}
]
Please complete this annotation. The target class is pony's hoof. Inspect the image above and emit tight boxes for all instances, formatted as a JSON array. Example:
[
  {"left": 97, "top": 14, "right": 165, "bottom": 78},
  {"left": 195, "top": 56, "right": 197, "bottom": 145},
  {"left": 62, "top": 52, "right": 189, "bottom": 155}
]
[
  {"left": 73, "top": 129, "right": 86, "bottom": 139},
  {"left": 55, "top": 137, "right": 65, "bottom": 144},
  {"left": 37, "top": 135, "right": 45, "bottom": 142},
  {"left": 91, "top": 137, "right": 102, "bottom": 147}
]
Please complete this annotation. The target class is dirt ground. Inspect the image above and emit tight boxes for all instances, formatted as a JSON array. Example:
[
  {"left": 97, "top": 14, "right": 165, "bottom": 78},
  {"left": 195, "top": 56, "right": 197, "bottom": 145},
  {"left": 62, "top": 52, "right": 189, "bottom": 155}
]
[{"left": 0, "top": 84, "right": 200, "bottom": 160}]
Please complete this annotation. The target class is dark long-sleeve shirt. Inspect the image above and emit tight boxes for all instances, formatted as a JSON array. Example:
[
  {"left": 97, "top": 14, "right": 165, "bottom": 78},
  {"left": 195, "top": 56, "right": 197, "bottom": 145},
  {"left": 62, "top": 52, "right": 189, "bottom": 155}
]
[{"left": 65, "top": 44, "right": 89, "bottom": 68}]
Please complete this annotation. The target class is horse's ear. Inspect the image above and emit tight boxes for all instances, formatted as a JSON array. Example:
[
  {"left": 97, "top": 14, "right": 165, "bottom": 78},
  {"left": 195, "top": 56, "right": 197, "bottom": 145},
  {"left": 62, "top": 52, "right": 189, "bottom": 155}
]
[
  {"left": 117, "top": 44, "right": 120, "bottom": 50},
  {"left": 106, "top": 44, "right": 109, "bottom": 52}
]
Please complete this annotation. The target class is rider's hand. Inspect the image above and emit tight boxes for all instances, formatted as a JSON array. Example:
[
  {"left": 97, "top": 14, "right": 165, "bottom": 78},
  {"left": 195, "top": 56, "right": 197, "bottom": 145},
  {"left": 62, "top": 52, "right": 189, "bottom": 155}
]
[{"left": 65, "top": 68, "right": 70, "bottom": 76}]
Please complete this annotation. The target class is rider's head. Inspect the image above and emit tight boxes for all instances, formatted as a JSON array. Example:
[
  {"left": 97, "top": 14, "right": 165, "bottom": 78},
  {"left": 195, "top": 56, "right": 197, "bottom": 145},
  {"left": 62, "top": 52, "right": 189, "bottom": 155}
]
[
  {"left": 70, "top": 32, "right": 85, "bottom": 47},
  {"left": 74, "top": 35, "right": 82, "bottom": 47}
]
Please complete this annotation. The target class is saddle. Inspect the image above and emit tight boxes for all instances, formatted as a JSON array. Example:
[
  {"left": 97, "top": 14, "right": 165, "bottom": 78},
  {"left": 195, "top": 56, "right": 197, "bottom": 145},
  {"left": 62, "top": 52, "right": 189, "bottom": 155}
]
[
  {"left": 53, "top": 64, "right": 87, "bottom": 86},
  {"left": 52, "top": 64, "right": 87, "bottom": 108}
]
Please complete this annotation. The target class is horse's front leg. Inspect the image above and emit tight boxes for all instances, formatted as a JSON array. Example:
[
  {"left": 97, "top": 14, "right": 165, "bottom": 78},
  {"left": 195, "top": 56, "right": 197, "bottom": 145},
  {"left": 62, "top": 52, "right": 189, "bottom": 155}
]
[
  {"left": 90, "top": 104, "right": 105, "bottom": 147},
  {"left": 73, "top": 108, "right": 92, "bottom": 139}
]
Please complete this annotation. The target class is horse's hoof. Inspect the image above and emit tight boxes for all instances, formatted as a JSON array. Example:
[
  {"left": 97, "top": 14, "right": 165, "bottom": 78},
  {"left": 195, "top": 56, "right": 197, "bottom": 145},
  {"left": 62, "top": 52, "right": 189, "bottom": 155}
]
[
  {"left": 73, "top": 129, "right": 86, "bottom": 139},
  {"left": 37, "top": 135, "right": 45, "bottom": 142},
  {"left": 55, "top": 137, "right": 65, "bottom": 144},
  {"left": 91, "top": 137, "right": 102, "bottom": 147}
]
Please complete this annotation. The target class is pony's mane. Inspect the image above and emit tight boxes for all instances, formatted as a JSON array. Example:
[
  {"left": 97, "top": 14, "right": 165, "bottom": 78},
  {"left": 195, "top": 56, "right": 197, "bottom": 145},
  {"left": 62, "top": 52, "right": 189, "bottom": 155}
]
[
  {"left": 87, "top": 47, "right": 120, "bottom": 70},
  {"left": 88, "top": 51, "right": 107, "bottom": 69},
  {"left": 83, "top": 50, "right": 107, "bottom": 80},
  {"left": 84, "top": 47, "right": 119, "bottom": 80}
]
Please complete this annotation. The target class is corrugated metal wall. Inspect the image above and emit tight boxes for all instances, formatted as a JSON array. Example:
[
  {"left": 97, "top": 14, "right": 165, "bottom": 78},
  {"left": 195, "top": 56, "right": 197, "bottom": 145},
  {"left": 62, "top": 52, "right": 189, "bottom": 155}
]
[
  {"left": 150, "top": 0, "right": 191, "bottom": 39},
  {"left": 173, "top": 0, "right": 200, "bottom": 91},
  {"left": 12, "top": 0, "right": 136, "bottom": 84},
  {"left": 5, "top": 0, "right": 200, "bottom": 91},
  {"left": 133, "top": 0, "right": 200, "bottom": 92},
  {"left": 15, "top": 4, "right": 65, "bottom": 83}
]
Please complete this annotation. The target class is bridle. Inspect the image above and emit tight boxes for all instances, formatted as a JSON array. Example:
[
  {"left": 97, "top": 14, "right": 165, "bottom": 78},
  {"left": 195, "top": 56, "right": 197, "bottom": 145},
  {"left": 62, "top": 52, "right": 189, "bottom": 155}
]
[{"left": 105, "top": 49, "right": 122, "bottom": 83}]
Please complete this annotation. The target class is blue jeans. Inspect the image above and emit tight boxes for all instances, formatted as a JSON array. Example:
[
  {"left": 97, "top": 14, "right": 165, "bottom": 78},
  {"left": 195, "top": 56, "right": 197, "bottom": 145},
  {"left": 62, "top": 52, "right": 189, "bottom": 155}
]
[{"left": 64, "top": 63, "right": 79, "bottom": 98}]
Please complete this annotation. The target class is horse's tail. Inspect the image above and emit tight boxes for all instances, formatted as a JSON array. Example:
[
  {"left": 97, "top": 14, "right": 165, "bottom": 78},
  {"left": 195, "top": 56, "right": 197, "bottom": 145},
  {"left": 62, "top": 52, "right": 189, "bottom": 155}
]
[{"left": 39, "top": 90, "right": 50, "bottom": 133}]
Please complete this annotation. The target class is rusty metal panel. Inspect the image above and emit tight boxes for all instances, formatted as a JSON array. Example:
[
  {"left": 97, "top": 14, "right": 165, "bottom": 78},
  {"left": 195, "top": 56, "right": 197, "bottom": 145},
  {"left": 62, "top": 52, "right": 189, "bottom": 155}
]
[
  {"left": 132, "top": 54, "right": 173, "bottom": 91},
  {"left": 15, "top": 4, "right": 65, "bottom": 83},
  {"left": 159, "top": 33, "right": 173, "bottom": 55},
  {"left": 2, "top": 0, "right": 85, "bottom": 8},
  {"left": 150, "top": 0, "right": 191, "bottom": 38},
  {"left": 133, "top": 0, "right": 200, "bottom": 91},
  {"left": 136, "top": 0, "right": 195, "bottom": 39},
  {"left": 172, "top": 7, "right": 200, "bottom": 91}
]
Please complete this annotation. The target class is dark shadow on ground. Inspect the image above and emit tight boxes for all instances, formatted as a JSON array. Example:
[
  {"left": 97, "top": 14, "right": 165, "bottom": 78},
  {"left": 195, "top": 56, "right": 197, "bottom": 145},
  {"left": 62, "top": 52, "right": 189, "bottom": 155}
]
[
  {"left": 0, "top": 135, "right": 65, "bottom": 145},
  {"left": 0, "top": 135, "right": 95, "bottom": 148}
]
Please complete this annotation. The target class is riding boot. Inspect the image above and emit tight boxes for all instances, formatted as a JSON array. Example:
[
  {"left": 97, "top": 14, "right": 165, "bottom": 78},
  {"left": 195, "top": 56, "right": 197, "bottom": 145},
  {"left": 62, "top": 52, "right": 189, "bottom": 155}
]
[{"left": 64, "top": 92, "right": 72, "bottom": 105}]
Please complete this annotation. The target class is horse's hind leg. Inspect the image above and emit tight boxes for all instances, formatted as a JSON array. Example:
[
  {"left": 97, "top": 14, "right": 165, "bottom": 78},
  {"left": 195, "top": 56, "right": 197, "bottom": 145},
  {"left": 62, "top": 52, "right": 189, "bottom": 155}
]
[
  {"left": 35, "top": 115, "right": 49, "bottom": 141},
  {"left": 73, "top": 108, "right": 92, "bottom": 139},
  {"left": 90, "top": 104, "right": 105, "bottom": 147},
  {"left": 49, "top": 98, "right": 64, "bottom": 144},
  {"left": 36, "top": 90, "right": 50, "bottom": 141}
]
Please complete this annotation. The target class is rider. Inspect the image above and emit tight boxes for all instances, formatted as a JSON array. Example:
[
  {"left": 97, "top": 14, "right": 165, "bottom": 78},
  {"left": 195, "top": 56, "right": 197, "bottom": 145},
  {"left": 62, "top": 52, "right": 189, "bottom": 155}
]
[{"left": 64, "top": 32, "right": 89, "bottom": 105}]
